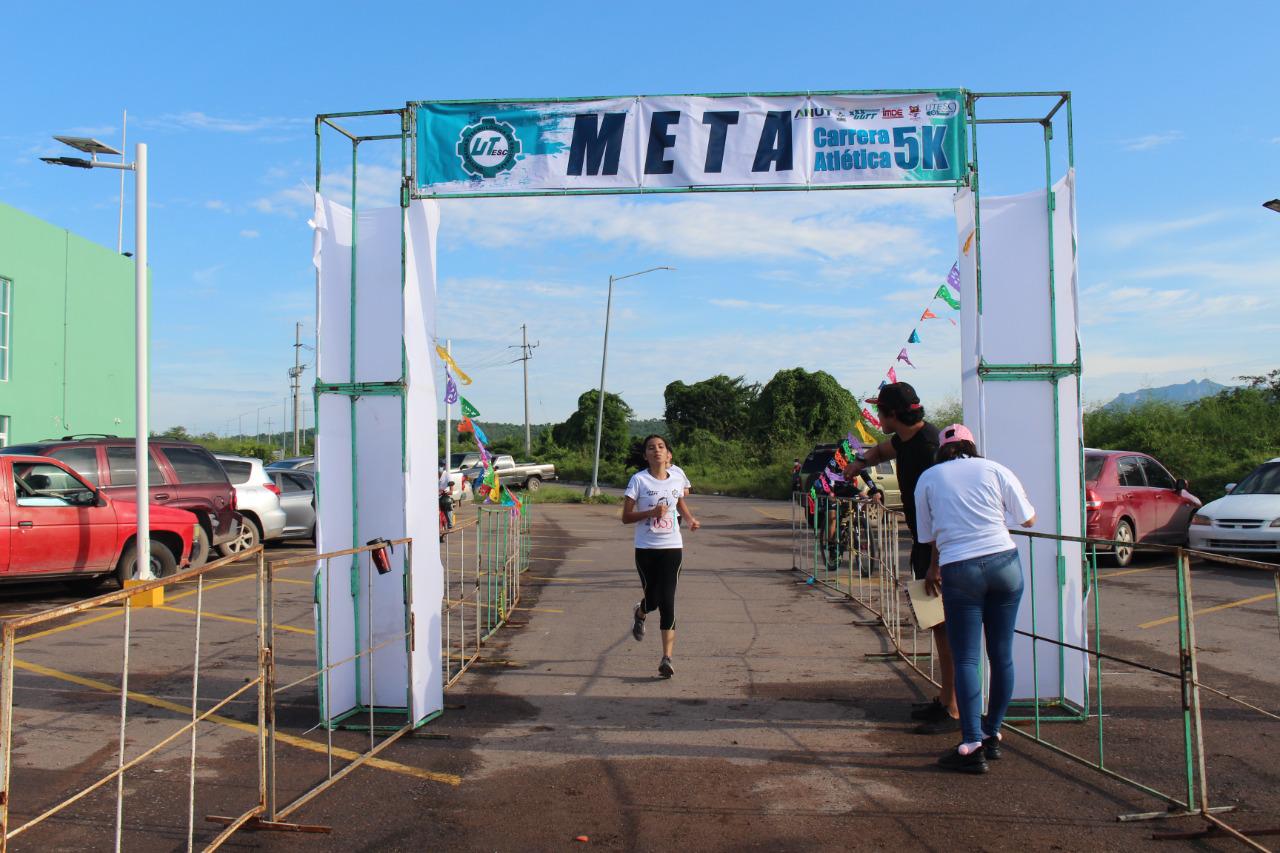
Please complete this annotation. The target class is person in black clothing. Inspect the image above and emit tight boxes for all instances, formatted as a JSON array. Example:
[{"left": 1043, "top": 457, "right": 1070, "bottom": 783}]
[{"left": 843, "top": 382, "right": 957, "bottom": 734}]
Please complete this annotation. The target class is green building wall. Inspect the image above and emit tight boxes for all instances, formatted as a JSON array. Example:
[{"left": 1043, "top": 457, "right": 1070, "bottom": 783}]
[{"left": 0, "top": 202, "right": 140, "bottom": 444}]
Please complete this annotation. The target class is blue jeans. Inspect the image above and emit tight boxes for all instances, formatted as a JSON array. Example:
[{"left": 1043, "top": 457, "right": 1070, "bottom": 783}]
[{"left": 940, "top": 548, "right": 1024, "bottom": 745}]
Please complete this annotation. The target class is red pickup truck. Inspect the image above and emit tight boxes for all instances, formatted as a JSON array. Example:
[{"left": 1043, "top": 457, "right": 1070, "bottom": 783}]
[{"left": 1, "top": 455, "right": 198, "bottom": 589}]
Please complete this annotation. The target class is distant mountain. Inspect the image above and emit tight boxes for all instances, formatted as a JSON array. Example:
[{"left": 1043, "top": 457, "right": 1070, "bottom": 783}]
[{"left": 1104, "top": 379, "right": 1229, "bottom": 410}]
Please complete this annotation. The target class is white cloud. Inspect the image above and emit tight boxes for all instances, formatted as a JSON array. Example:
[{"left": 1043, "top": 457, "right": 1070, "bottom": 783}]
[
  {"left": 239, "top": 229, "right": 259, "bottom": 238},
  {"left": 204, "top": 199, "right": 229, "bottom": 212},
  {"left": 253, "top": 163, "right": 402, "bottom": 217},
  {"left": 709, "top": 297, "right": 870, "bottom": 320},
  {"left": 440, "top": 190, "right": 953, "bottom": 265},
  {"left": 1119, "top": 131, "right": 1183, "bottom": 152},
  {"left": 145, "top": 112, "right": 307, "bottom": 134},
  {"left": 1100, "top": 211, "right": 1226, "bottom": 249},
  {"left": 63, "top": 125, "right": 117, "bottom": 138}
]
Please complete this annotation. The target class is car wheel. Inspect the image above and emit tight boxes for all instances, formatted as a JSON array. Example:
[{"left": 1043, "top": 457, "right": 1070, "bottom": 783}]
[
  {"left": 525, "top": 475, "right": 542, "bottom": 493},
  {"left": 1112, "top": 519, "right": 1135, "bottom": 568},
  {"left": 219, "top": 517, "right": 261, "bottom": 557},
  {"left": 189, "top": 524, "right": 210, "bottom": 569},
  {"left": 115, "top": 540, "right": 179, "bottom": 587}
]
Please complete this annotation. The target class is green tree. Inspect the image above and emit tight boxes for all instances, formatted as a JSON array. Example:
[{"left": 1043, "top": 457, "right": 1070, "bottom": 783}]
[
  {"left": 664, "top": 374, "right": 759, "bottom": 443},
  {"left": 748, "top": 368, "right": 860, "bottom": 447},
  {"left": 551, "top": 389, "right": 634, "bottom": 460}
]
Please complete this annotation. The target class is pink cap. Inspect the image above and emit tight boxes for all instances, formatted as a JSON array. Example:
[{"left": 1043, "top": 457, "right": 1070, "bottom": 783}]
[{"left": 939, "top": 423, "right": 974, "bottom": 446}]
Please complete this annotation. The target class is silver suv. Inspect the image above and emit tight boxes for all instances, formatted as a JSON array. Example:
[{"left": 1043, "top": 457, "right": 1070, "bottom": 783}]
[{"left": 215, "top": 454, "right": 287, "bottom": 555}]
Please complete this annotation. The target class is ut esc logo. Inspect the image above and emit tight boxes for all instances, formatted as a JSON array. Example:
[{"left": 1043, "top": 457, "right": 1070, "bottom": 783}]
[{"left": 456, "top": 117, "right": 522, "bottom": 179}]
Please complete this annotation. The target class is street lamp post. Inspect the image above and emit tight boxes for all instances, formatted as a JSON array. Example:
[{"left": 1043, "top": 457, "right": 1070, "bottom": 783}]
[
  {"left": 586, "top": 266, "right": 674, "bottom": 497},
  {"left": 42, "top": 137, "right": 153, "bottom": 580}
]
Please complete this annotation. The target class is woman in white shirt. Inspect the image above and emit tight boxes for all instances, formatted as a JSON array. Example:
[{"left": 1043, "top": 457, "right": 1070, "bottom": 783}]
[
  {"left": 622, "top": 435, "right": 700, "bottom": 678},
  {"left": 915, "top": 424, "right": 1036, "bottom": 774}
]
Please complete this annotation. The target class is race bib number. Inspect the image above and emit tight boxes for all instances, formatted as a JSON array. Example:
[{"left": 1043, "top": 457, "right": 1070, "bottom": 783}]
[{"left": 649, "top": 500, "right": 676, "bottom": 535}]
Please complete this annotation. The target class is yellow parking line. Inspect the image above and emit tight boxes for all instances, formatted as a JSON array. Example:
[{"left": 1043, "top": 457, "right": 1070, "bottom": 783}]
[
  {"left": 1099, "top": 567, "right": 1156, "bottom": 579},
  {"left": 1140, "top": 592, "right": 1276, "bottom": 629},
  {"left": 157, "top": 605, "right": 315, "bottom": 636},
  {"left": 13, "top": 658, "right": 460, "bottom": 786},
  {"left": 754, "top": 508, "right": 792, "bottom": 521},
  {"left": 16, "top": 610, "right": 123, "bottom": 645},
  {"left": 512, "top": 606, "right": 564, "bottom": 614},
  {"left": 273, "top": 578, "right": 314, "bottom": 587}
]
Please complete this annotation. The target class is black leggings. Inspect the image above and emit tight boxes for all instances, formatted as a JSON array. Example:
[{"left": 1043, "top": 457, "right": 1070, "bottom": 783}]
[{"left": 635, "top": 548, "right": 683, "bottom": 631}]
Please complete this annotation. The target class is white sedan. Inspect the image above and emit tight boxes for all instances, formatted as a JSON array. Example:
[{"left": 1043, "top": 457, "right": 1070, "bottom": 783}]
[{"left": 1188, "top": 458, "right": 1280, "bottom": 560}]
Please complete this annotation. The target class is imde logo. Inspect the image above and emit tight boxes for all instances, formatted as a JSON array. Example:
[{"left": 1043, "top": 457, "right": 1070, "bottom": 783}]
[
  {"left": 456, "top": 117, "right": 522, "bottom": 179},
  {"left": 927, "top": 101, "right": 959, "bottom": 117}
]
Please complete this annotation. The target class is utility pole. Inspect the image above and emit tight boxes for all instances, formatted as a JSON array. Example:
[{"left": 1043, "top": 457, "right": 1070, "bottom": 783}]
[
  {"left": 289, "top": 322, "right": 307, "bottom": 456},
  {"left": 511, "top": 326, "right": 540, "bottom": 456}
]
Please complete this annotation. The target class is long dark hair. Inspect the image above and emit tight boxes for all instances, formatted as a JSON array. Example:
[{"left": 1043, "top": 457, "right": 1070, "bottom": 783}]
[
  {"left": 936, "top": 440, "right": 980, "bottom": 463},
  {"left": 627, "top": 434, "right": 673, "bottom": 471}
]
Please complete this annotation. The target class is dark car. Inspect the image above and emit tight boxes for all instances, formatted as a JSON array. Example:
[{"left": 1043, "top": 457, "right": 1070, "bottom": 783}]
[
  {"left": 1085, "top": 449, "right": 1201, "bottom": 566},
  {"left": 0, "top": 436, "right": 238, "bottom": 567}
]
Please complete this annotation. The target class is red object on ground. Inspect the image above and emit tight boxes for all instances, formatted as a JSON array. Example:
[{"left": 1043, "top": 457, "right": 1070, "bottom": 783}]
[{"left": 575, "top": 836, "right": 589, "bottom": 843}]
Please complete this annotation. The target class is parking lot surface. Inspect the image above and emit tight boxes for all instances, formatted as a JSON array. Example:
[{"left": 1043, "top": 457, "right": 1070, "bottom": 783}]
[{"left": 0, "top": 500, "right": 1274, "bottom": 850}]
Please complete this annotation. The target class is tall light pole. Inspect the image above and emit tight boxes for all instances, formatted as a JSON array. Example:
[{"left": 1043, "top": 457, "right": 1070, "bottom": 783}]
[
  {"left": 586, "top": 266, "right": 674, "bottom": 497},
  {"left": 43, "top": 136, "right": 153, "bottom": 580}
]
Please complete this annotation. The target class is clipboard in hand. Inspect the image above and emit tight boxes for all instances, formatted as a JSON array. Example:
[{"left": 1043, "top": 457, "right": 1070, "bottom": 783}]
[{"left": 905, "top": 579, "right": 945, "bottom": 630}]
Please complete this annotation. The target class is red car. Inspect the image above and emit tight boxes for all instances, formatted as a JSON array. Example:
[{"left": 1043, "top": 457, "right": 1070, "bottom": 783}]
[
  {"left": 1085, "top": 449, "right": 1201, "bottom": 566},
  {"left": 0, "top": 437, "right": 237, "bottom": 567},
  {"left": 2, "top": 455, "right": 198, "bottom": 588}
]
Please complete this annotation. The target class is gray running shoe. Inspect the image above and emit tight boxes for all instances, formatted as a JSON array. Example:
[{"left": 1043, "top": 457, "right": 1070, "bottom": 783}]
[
  {"left": 632, "top": 603, "right": 646, "bottom": 641},
  {"left": 658, "top": 656, "right": 674, "bottom": 678}
]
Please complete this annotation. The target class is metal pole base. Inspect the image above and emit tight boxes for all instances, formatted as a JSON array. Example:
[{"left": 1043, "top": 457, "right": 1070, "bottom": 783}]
[
  {"left": 207, "top": 815, "right": 332, "bottom": 834},
  {"left": 1117, "top": 805, "right": 1236, "bottom": 823}
]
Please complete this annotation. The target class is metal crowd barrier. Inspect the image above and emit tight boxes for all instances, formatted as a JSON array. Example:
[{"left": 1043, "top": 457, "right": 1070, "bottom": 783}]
[
  {"left": 0, "top": 546, "right": 268, "bottom": 852},
  {"left": 441, "top": 503, "right": 531, "bottom": 688},
  {"left": 791, "top": 493, "right": 1279, "bottom": 850},
  {"left": 0, "top": 501, "right": 536, "bottom": 849}
]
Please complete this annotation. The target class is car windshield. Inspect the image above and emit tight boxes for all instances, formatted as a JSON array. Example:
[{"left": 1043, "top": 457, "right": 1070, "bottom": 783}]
[
  {"left": 1085, "top": 455, "right": 1105, "bottom": 482},
  {"left": 1231, "top": 462, "right": 1280, "bottom": 496}
]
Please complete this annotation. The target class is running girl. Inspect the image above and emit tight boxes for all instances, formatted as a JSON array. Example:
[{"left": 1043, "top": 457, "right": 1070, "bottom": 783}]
[{"left": 622, "top": 434, "right": 700, "bottom": 678}]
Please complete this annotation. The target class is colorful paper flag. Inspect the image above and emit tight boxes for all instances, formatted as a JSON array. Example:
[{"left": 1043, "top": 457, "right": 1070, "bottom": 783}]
[
  {"left": 457, "top": 417, "right": 474, "bottom": 434},
  {"left": 862, "top": 408, "right": 882, "bottom": 429},
  {"left": 855, "top": 421, "right": 876, "bottom": 445},
  {"left": 935, "top": 285, "right": 961, "bottom": 311},
  {"left": 829, "top": 470, "right": 845, "bottom": 483},
  {"left": 434, "top": 345, "right": 472, "bottom": 384},
  {"left": 920, "top": 308, "right": 938, "bottom": 321},
  {"left": 472, "top": 422, "right": 489, "bottom": 445},
  {"left": 962, "top": 230, "right": 975, "bottom": 256},
  {"left": 847, "top": 432, "right": 865, "bottom": 454},
  {"left": 888, "top": 366, "right": 898, "bottom": 384},
  {"left": 897, "top": 347, "right": 916, "bottom": 368},
  {"left": 460, "top": 397, "right": 480, "bottom": 419},
  {"left": 908, "top": 329, "right": 921, "bottom": 344},
  {"left": 947, "top": 261, "right": 960, "bottom": 288},
  {"left": 443, "top": 372, "right": 459, "bottom": 405}
]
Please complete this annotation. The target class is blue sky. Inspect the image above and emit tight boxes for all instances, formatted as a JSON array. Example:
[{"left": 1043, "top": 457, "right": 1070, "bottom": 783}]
[{"left": 2, "top": 1, "right": 1277, "bottom": 435}]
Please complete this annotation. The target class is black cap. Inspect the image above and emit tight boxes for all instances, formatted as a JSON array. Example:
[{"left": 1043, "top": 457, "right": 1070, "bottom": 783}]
[{"left": 866, "top": 382, "right": 922, "bottom": 413}]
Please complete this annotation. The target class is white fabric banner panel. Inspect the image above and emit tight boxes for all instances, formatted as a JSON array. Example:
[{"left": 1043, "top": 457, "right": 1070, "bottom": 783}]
[
  {"left": 403, "top": 198, "right": 444, "bottom": 724},
  {"left": 954, "top": 171, "right": 1085, "bottom": 708},
  {"left": 312, "top": 195, "right": 444, "bottom": 725},
  {"left": 414, "top": 91, "right": 965, "bottom": 196}
]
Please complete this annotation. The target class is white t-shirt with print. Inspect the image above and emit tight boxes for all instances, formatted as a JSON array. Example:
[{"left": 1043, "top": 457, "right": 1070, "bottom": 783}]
[
  {"left": 915, "top": 457, "right": 1036, "bottom": 566},
  {"left": 624, "top": 468, "right": 688, "bottom": 549}
]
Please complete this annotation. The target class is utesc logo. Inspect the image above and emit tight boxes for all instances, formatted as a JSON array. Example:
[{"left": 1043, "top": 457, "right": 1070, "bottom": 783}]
[{"left": 456, "top": 116, "right": 522, "bottom": 179}]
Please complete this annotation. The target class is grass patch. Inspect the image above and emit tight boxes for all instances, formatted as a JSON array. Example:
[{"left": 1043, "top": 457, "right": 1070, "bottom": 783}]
[{"left": 522, "top": 485, "right": 622, "bottom": 505}]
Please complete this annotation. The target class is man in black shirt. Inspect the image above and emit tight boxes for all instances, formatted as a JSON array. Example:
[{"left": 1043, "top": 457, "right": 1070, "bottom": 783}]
[{"left": 843, "top": 382, "right": 958, "bottom": 734}]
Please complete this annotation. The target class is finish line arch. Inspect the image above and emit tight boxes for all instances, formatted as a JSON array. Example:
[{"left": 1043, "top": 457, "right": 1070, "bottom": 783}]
[{"left": 308, "top": 89, "right": 1082, "bottom": 730}]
